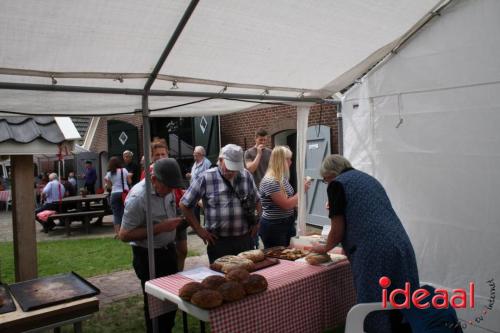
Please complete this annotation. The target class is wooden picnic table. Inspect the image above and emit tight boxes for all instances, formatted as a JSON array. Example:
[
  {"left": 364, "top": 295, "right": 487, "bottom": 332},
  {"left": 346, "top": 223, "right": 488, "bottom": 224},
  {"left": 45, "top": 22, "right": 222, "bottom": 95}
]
[{"left": 49, "top": 194, "right": 111, "bottom": 235}]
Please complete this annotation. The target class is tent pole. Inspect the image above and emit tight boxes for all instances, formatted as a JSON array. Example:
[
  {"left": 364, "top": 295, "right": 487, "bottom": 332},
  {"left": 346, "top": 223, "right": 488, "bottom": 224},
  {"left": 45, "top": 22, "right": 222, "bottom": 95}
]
[
  {"left": 336, "top": 102, "right": 343, "bottom": 155},
  {"left": 296, "top": 106, "right": 310, "bottom": 236},
  {"left": 143, "top": 2, "right": 200, "bottom": 332},
  {"left": 141, "top": 94, "right": 158, "bottom": 333},
  {"left": 0, "top": 81, "right": 322, "bottom": 104}
]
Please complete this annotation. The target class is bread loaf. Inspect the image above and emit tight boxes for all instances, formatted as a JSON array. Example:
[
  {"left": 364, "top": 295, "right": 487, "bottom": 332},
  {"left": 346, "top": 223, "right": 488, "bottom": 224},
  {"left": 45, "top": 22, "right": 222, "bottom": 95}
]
[
  {"left": 191, "top": 289, "right": 223, "bottom": 309},
  {"left": 305, "top": 253, "right": 332, "bottom": 265},
  {"left": 179, "top": 282, "right": 205, "bottom": 301},
  {"left": 242, "top": 274, "right": 268, "bottom": 295},
  {"left": 201, "top": 275, "right": 227, "bottom": 290},
  {"left": 238, "top": 249, "right": 265, "bottom": 263},
  {"left": 213, "top": 255, "right": 255, "bottom": 273},
  {"left": 226, "top": 268, "right": 250, "bottom": 283},
  {"left": 217, "top": 281, "right": 246, "bottom": 302}
]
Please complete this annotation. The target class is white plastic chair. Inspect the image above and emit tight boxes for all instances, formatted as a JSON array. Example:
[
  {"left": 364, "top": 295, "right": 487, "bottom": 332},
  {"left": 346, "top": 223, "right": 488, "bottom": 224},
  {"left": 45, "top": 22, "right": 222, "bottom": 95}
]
[{"left": 344, "top": 302, "right": 394, "bottom": 333}]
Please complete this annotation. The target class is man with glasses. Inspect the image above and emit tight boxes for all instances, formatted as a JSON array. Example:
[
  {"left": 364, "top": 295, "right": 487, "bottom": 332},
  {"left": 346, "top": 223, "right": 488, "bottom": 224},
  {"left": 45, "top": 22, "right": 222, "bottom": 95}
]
[{"left": 180, "top": 144, "right": 260, "bottom": 263}]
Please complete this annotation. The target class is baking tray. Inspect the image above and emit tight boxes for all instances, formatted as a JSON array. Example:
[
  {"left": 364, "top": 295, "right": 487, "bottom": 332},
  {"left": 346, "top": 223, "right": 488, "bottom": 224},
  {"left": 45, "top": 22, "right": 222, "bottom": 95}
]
[
  {"left": 0, "top": 283, "right": 16, "bottom": 314},
  {"left": 264, "top": 246, "right": 310, "bottom": 261},
  {"left": 7, "top": 272, "right": 100, "bottom": 311}
]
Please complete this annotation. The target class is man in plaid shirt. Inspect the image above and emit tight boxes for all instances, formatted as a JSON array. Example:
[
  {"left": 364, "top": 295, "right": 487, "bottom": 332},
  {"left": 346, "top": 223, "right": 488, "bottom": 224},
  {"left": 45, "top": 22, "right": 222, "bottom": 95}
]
[{"left": 180, "top": 144, "right": 260, "bottom": 263}]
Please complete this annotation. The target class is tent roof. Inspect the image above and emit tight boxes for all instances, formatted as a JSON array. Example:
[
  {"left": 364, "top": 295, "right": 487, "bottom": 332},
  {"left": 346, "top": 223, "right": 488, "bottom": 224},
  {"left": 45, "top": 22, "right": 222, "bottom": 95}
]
[{"left": 0, "top": 0, "right": 446, "bottom": 116}]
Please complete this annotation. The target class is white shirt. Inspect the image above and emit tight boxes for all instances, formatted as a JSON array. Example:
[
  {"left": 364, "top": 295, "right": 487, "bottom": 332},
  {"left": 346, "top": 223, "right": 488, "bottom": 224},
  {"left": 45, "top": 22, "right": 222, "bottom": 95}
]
[
  {"left": 105, "top": 168, "right": 129, "bottom": 193},
  {"left": 43, "top": 180, "right": 65, "bottom": 203}
]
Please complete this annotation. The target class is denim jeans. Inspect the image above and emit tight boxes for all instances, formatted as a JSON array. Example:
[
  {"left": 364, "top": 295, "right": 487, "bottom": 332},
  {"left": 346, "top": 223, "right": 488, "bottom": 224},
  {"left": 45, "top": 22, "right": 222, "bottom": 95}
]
[
  {"left": 110, "top": 192, "right": 124, "bottom": 226},
  {"left": 258, "top": 215, "right": 296, "bottom": 249}
]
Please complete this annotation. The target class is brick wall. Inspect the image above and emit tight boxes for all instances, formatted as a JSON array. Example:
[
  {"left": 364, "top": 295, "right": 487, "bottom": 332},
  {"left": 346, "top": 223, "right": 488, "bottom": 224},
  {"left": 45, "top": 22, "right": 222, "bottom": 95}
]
[
  {"left": 90, "top": 114, "right": 144, "bottom": 155},
  {"left": 220, "top": 103, "right": 339, "bottom": 153},
  {"left": 89, "top": 103, "right": 340, "bottom": 156}
]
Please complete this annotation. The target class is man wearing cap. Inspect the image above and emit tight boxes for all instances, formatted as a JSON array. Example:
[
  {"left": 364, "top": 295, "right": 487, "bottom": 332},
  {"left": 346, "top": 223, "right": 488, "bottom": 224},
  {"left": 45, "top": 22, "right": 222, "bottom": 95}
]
[
  {"left": 180, "top": 144, "right": 260, "bottom": 263},
  {"left": 119, "top": 158, "right": 185, "bottom": 333}
]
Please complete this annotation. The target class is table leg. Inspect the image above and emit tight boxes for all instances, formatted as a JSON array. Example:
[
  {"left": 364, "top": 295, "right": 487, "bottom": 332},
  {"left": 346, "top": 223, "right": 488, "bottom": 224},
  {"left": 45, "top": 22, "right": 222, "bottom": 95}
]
[
  {"left": 53, "top": 327, "right": 61, "bottom": 333},
  {"left": 200, "top": 320, "right": 206, "bottom": 333},
  {"left": 65, "top": 217, "right": 71, "bottom": 236},
  {"left": 74, "top": 321, "right": 82, "bottom": 333},
  {"left": 84, "top": 216, "right": 91, "bottom": 234},
  {"left": 182, "top": 311, "right": 188, "bottom": 333}
]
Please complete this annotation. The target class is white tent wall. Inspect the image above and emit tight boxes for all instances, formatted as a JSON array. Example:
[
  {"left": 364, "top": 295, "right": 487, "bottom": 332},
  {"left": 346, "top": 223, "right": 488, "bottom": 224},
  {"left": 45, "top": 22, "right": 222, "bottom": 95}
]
[{"left": 343, "top": 0, "right": 500, "bottom": 329}]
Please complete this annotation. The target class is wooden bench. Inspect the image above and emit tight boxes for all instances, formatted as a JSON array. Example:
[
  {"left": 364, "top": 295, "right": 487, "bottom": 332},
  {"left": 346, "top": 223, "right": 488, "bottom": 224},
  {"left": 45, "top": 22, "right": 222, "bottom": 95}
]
[{"left": 47, "top": 210, "right": 107, "bottom": 236}]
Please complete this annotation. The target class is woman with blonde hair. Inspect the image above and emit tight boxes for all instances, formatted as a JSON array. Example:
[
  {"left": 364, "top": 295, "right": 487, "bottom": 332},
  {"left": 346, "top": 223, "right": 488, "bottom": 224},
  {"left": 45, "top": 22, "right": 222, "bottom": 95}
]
[{"left": 258, "top": 146, "right": 311, "bottom": 248}]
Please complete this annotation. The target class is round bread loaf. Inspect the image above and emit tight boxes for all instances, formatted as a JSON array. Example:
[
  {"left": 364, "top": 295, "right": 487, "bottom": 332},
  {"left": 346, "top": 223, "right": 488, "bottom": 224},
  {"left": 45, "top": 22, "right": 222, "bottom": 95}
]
[
  {"left": 305, "top": 253, "right": 332, "bottom": 265},
  {"left": 201, "top": 275, "right": 227, "bottom": 290},
  {"left": 238, "top": 249, "right": 265, "bottom": 263},
  {"left": 217, "top": 281, "right": 246, "bottom": 302},
  {"left": 242, "top": 274, "right": 268, "bottom": 295},
  {"left": 179, "top": 282, "right": 205, "bottom": 301},
  {"left": 226, "top": 268, "right": 250, "bottom": 283},
  {"left": 213, "top": 255, "right": 255, "bottom": 273},
  {"left": 191, "top": 289, "right": 223, "bottom": 309}
]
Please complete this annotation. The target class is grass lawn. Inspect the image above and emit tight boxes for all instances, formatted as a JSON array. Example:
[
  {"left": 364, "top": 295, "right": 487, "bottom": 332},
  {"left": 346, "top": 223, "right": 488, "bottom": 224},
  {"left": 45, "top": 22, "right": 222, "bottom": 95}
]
[{"left": 0, "top": 238, "right": 199, "bottom": 284}]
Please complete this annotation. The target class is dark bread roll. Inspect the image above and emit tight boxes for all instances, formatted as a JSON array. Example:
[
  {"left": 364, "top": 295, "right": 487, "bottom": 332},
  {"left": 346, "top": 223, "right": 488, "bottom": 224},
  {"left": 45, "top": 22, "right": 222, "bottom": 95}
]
[
  {"left": 179, "top": 282, "right": 205, "bottom": 301},
  {"left": 242, "top": 274, "right": 268, "bottom": 295},
  {"left": 191, "top": 289, "right": 223, "bottom": 309},
  {"left": 226, "top": 268, "right": 250, "bottom": 283},
  {"left": 217, "top": 281, "right": 246, "bottom": 302},
  {"left": 201, "top": 275, "right": 227, "bottom": 290}
]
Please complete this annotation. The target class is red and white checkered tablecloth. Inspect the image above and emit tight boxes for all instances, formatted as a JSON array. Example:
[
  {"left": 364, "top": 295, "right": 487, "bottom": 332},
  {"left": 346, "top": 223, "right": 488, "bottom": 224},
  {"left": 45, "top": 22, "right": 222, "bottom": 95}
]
[
  {"left": 0, "top": 190, "right": 10, "bottom": 202},
  {"left": 148, "top": 259, "right": 356, "bottom": 333}
]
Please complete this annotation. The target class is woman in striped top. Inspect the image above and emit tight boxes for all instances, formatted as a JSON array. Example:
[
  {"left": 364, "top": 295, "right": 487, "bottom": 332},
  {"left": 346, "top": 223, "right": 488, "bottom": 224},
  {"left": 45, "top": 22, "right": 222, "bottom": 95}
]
[{"left": 258, "top": 146, "right": 311, "bottom": 248}]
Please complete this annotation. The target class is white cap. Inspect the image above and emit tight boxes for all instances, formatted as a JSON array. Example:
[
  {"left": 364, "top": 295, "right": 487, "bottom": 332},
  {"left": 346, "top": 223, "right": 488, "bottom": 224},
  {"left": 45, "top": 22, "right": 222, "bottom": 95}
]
[{"left": 220, "top": 144, "right": 244, "bottom": 171}]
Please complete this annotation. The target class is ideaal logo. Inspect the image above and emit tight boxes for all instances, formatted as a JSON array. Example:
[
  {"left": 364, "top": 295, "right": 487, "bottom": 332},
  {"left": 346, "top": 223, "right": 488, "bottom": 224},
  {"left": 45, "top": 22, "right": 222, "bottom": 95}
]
[
  {"left": 379, "top": 276, "right": 475, "bottom": 309},
  {"left": 379, "top": 277, "right": 496, "bottom": 330}
]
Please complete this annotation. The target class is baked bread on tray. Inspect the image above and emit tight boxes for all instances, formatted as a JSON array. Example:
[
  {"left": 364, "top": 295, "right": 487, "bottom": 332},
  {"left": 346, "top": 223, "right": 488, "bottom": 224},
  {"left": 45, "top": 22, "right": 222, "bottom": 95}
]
[
  {"left": 210, "top": 255, "right": 255, "bottom": 273},
  {"left": 238, "top": 249, "right": 265, "bottom": 263}
]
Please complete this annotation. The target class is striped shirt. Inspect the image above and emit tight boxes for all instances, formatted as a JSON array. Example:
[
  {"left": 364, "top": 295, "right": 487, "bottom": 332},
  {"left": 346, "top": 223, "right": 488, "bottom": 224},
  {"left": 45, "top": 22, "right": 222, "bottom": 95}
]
[
  {"left": 259, "top": 176, "right": 294, "bottom": 219},
  {"left": 181, "top": 166, "right": 260, "bottom": 237}
]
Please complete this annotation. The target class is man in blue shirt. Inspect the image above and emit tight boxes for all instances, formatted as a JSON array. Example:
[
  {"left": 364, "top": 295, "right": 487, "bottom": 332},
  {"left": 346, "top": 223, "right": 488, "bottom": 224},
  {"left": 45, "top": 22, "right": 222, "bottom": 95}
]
[{"left": 83, "top": 160, "right": 97, "bottom": 194}]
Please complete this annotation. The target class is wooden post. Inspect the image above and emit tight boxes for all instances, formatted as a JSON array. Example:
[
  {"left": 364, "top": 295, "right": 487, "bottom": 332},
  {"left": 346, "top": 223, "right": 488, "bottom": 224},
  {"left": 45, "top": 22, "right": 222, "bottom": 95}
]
[{"left": 11, "top": 155, "right": 37, "bottom": 281}]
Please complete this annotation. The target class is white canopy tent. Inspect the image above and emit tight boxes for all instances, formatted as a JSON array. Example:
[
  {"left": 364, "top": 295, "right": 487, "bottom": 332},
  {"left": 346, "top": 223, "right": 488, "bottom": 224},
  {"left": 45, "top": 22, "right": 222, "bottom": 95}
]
[
  {"left": 343, "top": 0, "right": 500, "bottom": 330},
  {"left": 1, "top": 1, "right": 460, "bottom": 329}
]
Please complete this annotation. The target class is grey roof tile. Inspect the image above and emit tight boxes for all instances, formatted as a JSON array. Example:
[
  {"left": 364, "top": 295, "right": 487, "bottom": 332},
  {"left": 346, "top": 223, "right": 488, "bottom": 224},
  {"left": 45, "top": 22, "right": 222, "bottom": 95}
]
[{"left": 0, "top": 117, "right": 66, "bottom": 144}]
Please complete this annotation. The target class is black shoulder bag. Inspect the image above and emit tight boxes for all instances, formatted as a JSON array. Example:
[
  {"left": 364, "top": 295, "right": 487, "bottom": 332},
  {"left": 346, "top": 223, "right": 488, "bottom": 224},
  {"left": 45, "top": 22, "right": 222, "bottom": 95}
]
[{"left": 218, "top": 170, "right": 257, "bottom": 227}]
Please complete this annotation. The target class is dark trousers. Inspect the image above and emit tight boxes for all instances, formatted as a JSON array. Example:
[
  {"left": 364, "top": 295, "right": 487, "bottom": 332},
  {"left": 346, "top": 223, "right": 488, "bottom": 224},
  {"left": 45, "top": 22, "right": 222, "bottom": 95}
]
[
  {"left": 132, "top": 245, "right": 178, "bottom": 333},
  {"left": 207, "top": 234, "right": 254, "bottom": 263},
  {"left": 259, "top": 215, "right": 296, "bottom": 249},
  {"left": 85, "top": 183, "right": 95, "bottom": 194}
]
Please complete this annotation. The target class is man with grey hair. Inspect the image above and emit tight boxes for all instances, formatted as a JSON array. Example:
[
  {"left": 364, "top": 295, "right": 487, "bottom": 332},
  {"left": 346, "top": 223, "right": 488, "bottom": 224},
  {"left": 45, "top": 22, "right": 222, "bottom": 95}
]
[
  {"left": 186, "top": 146, "right": 212, "bottom": 184},
  {"left": 119, "top": 158, "right": 185, "bottom": 333},
  {"left": 180, "top": 144, "right": 260, "bottom": 263},
  {"left": 185, "top": 145, "right": 212, "bottom": 225},
  {"left": 123, "top": 150, "right": 139, "bottom": 186},
  {"left": 35, "top": 173, "right": 65, "bottom": 232}
]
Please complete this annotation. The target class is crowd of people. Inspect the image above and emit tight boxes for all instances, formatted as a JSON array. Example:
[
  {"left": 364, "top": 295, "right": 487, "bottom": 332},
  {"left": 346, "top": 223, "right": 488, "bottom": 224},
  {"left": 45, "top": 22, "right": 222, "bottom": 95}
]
[{"left": 30, "top": 127, "right": 423, "bottom": 333}]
